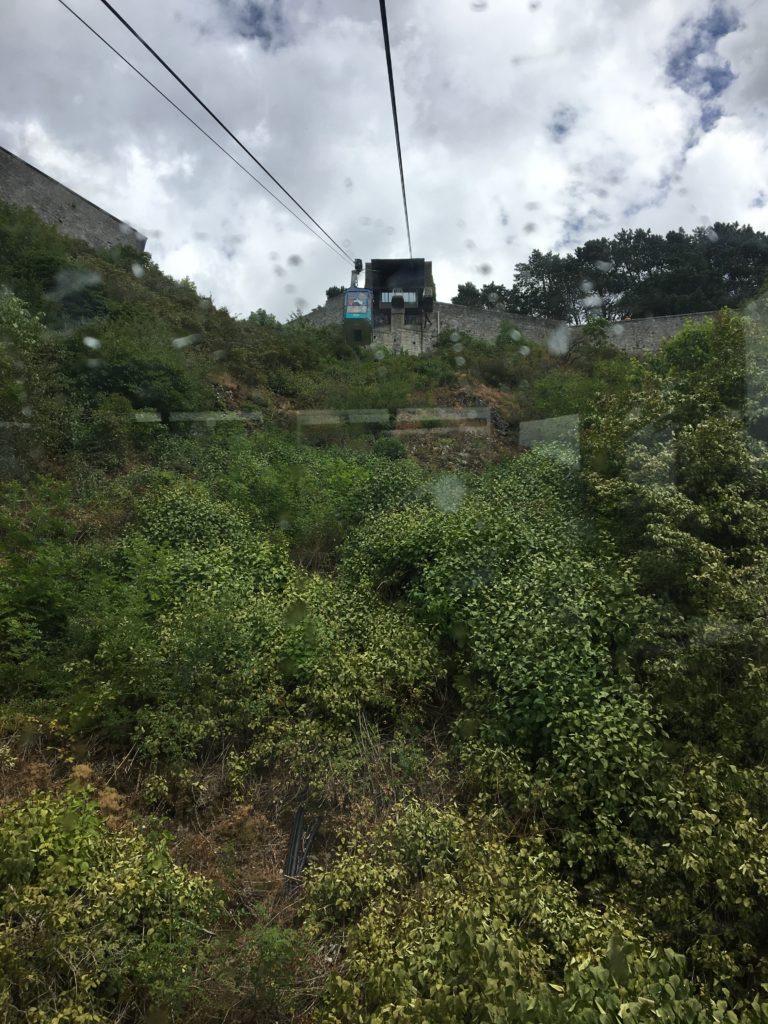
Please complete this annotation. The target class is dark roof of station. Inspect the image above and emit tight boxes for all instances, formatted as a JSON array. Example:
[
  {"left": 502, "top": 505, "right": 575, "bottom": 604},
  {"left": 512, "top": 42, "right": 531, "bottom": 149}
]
[{"left": 365, "top": 258, "right": 427, "bottom": 291}]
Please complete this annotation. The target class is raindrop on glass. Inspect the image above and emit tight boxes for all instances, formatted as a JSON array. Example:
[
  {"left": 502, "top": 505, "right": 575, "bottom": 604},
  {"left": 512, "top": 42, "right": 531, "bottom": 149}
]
[
  {"left": 450, "top": 330, "right": 461, "bottom": 343},
  {"left": 269, "top": 251, "right": 279, "bottom": 261},
  {"left": 287, "top": 254, "right": 302, "bottom": 266},
  {"left": 519, "top": 344, "right": 530, "bottom": 356},
  {"left": 511, "top": 329, "right": 522, "bottom": 341},
  {"left": 274, "top": 265, "right": 287, "bottom": 277},
  {"left": 83, "top": 336, "right": 101, "bottom": 350},
  {"left": 477, "top": 263, "right": 492, "bottom": 276},
  {"left": 131, "top": 262, "right": 145, "bottom": 278},
  {"left": 455, "top": 355, "right": 466, "bottom": 367},
  {"left": 705, "top": 227, "right": 719, "bottom": 242},
  {"left": 284, "top": 283, "right": 296, "bottom": 293},
  {"left": 465, "top": 239, "right": 477, "bottom": 250},
  {"left": 523, "top": 222, "right": 537, "bottom": 233},
  {"left": 172, "top": 334, "right": 200, "bottom": 349}
]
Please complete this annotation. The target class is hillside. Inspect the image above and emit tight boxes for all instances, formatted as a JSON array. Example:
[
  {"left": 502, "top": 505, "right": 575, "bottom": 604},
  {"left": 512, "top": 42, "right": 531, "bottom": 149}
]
[{"left": 2, "top": 200, "right": 768, "bottom": 1023}]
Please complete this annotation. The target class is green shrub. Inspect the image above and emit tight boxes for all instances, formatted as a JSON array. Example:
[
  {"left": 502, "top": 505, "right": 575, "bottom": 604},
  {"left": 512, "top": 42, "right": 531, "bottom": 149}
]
[
  {"left": 0, "top": 789, "right": 215, "bottom": 1022},
  {"left": 372, "top": 435, "right": 407, "bottom": 460}
]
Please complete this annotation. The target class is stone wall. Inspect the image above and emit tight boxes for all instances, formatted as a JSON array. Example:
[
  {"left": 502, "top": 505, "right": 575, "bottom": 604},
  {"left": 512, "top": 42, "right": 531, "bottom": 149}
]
[
  {"left": 300, "top": 294, "right": 716, "bottom": 356},
  {"left": 436, "top": 302, "right": 566, "bottom": 347},
  {"left": 302, "top": 292, "right": 344, "bottom": 327},
  {"left": 602, "top": 312, "right": 716, "bottom": 354},
  {"left": 0, "top": 146, "right": 146, "bottom": 253}
]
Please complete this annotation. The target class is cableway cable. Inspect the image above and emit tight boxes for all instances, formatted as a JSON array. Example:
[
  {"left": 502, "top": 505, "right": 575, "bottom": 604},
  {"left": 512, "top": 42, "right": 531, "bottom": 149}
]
[
  {"left": 92, "top": 0, "right": 355, "bottom": 265},
  {"left": 54, "top": 0, "right": 351, "bottom": 264},
  {"left": 378, "top": 0, "right": 413, "bottom": 259}
]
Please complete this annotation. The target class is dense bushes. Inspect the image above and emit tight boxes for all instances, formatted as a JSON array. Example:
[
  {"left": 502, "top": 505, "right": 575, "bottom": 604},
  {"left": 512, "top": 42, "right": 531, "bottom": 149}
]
[
  {"left": 0, "top": 789, "right": 215, "bottom": 1022},
  {"left": 3, "top": 200, "right": 768, "bottom": 1021}
]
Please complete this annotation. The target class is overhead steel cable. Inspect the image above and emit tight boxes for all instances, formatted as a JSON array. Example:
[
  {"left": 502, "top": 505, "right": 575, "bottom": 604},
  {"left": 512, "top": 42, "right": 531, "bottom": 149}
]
[
  {"left": 378, "top": 0, "right": 413, "bottom": 259},
  {"left": 53, "top": 0, "right": 352, "bottom": 264},
  {"left": 92, "top": 0, "right": 355, "bottom": 265}
]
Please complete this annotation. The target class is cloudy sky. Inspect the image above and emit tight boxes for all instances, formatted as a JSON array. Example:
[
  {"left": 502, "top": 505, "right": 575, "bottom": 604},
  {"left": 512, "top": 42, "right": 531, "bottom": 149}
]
[{"left": 2, "top": 0, "right": 768, "bottom": 320}]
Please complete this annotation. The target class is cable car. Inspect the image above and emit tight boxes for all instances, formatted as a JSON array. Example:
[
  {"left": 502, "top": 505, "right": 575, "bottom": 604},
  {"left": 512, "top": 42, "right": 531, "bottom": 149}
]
[{"left": 343, "top": 259, "right": 373, "bottom": 345}]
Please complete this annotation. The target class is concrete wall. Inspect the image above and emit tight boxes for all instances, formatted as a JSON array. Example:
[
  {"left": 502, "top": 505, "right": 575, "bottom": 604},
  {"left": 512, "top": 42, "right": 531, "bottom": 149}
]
[
  {"left": 300, "top": 294, "right": 716, "bottom": 356},
  {"left": 0, "top": 146, "right": 146, "bottom": 253}
]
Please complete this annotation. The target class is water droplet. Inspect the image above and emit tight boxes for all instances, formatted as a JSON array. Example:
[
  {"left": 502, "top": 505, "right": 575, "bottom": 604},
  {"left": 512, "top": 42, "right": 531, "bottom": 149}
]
[
  {"left": 455, "top": 355, "right": 466, "bottom": 367},
  {"left": 546, "top": 325, "right": 570, "bottom": 355},
  {"left": 172, "top": 334, "right": 201, "bottom": 349},
  {"left": 477, "top": 263, "right": 493, "bottom": 276},
  {"left": 511, "top": 329, "right": 522, "bottom": 341},
  {"left": 386, "top": 227, "right": 395, "bottom": 236},
  {"left": 525, "top": 201, "right": 540, "bottom": 210},
  {"left": 359, "top": 216, "right": 372, "bottom": 226},
  {"left": 296, "top": 298, "right": 308, "bottom": 311},
  {"left": 456, "top": 218, "right": 466, "bottom": 228},
  {"left": 465, "top": 239, "right": 477, "bottom": 250},
  {"left": 274, "top": 265, "right": 287, "bottom": 277},
  {"left": 431, "top": 474, "right": 466, "bottom": 513},
  {"left": 450, "top": 330, "right": 461, "bottom": 343},
  {"left": 83, "top": 336, "right": 101, "bottom": 350},
  {"left": 705, "top": 226, "right": 719, "bottom": 242},
  {"left": 86, "top": 358, "right": 102, "bottom": 368},
  {"left": 287, "top": 254, "right": 302, "bottom": 266},
  {"left": 523, "top": 222, "right": 537, "bottom": 233},
  {"left": 21, "top": 405, "right": 32, "bottom": 418},
  {"left": 269, "top": 251, "right": 279, "bottom": 260},
  {"left": 344, "top": 177, "right": 354, "bottom": 190},
  {"left": 452, "top": 341, "right": 463, "bottom": 353},
  {"left": 284, "top": 283, "right": 296, "bottom": 293},
  {"left": 488, "top": 292, "right": 499, "bottom": 305},
  {"left": 471, "top": 1, "right": 488, "bottom": 10},
  {"left": 131, "top": 262, "right": 145, "bottom": 278},
  {"left": 580, "top": 279, "right": 594, "bottom": 294},
  {"left": 374, "top": 348, "right": 386, "bottom": 360},
  {"left": 505, "top": 235, "right": 515, "bottom": 245},
  {"left": 594, "top": 259, "right": 613, "bottom": 272},
  {"left": 519, "top": 344, "right": 530, "bottom": 356}
]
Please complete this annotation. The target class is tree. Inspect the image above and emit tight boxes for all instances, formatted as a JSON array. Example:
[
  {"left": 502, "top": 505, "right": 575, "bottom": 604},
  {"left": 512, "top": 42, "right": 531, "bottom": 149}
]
[{"left": 326, "top": 285, "right": 344, "bottom": 299}]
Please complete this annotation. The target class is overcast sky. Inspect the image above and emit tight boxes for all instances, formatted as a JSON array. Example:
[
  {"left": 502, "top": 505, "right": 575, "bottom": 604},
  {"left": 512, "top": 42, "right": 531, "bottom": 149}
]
[{"left": 2, "top": 0, "right": 768, "bottom": 320}]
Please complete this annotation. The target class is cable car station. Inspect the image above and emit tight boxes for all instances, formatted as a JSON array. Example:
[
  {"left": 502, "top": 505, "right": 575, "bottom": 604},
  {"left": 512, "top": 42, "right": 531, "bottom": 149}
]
[{"left": 343, "top": 257, "right": 438, "bottom": 355}]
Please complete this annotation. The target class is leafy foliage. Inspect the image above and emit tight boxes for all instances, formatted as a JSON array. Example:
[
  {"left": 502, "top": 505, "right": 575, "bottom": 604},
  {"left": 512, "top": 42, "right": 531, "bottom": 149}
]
[
  {"left": 0, "top": 789, "right": 215, "bottom": 1022},
  {"left": 453, "top": 224, "right": 768, "bottom": 323}
]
